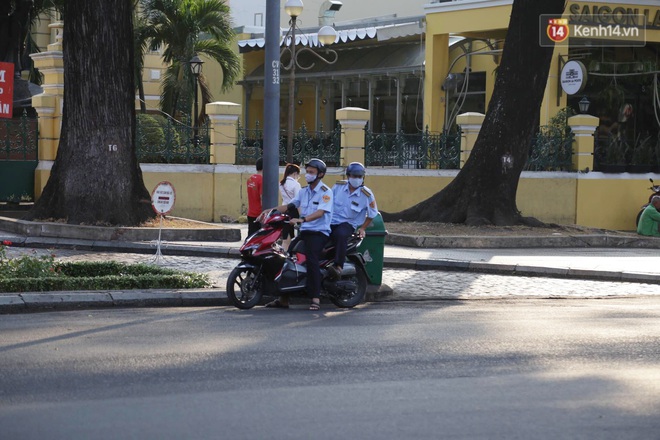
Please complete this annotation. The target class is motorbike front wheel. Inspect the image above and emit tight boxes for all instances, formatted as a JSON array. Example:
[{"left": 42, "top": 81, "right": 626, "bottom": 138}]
[
  {"left": 226, "top": 266, "right": 263, "bottom": 309},
  {"left": 330, "top": 266, "right": 368, "bottom": 308}
]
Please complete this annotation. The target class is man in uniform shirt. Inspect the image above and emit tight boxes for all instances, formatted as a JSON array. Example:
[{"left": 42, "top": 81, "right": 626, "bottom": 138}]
[
  {"left": 328, "top": 162, "right": 378, "bottom": 279},
  {"left": 263, "top": 158, "right": 333, "bottom": 310}
]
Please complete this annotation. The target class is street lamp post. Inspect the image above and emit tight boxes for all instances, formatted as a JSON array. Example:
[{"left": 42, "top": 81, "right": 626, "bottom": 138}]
[
  {"left": 189, "top": 54, "right": 204, "bottom": 142},
  {"left": 281, "top": 0, "right": 339, "bottom": 164}
]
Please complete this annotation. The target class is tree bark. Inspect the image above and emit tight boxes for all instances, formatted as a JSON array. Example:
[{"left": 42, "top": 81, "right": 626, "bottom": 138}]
[
  {"left": 383, "top": 0, "right": 566, "bottom": 226},
  {"left": 26, "top": 0, "right": 154, "bottom": 225}
]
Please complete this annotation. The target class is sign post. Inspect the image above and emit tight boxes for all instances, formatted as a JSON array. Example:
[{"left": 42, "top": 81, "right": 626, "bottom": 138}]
[
  {"left": 0, "top": 62, "right": 15, "bottom": 119},
  {"left": 150, "top": 181, "right": 176, "bottom": 263}
]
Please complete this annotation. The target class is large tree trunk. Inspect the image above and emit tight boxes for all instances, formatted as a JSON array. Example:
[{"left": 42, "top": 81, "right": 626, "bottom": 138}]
[
  {"left": 26, "top": 0, "right": 154, "bottom": 225},
  {"left": 383, "top": 0, "right": 566, "bottom": 226}
]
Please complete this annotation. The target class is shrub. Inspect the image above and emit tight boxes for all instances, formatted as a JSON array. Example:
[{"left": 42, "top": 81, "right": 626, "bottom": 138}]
[{"left": 0, "top": 245, "right": 210, "bottom": 292}]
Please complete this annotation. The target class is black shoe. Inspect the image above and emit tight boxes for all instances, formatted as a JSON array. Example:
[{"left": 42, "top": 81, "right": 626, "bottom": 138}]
[{"left": 327, "top": 264, "right": 342, "bottom": 280}]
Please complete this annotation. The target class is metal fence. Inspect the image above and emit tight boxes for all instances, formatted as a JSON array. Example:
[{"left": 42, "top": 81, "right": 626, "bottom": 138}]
[
  {"left": 136, "top": 114, "right": 210, "bottom": 164},
  {"left": 524, "top": 125, "right": 574, "bottom": 171},
  {"left": 365, "top": 127, "right": 461, "bottom": 169},
  {"left": 236, "top": 121, "right": 341, "bottom": 166}
]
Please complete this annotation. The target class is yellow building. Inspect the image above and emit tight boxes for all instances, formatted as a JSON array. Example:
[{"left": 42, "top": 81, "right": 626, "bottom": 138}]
[
  {"left": 424, "top": 0, "right": 660, "bottom": 134},
  {"left": 19, "top": 1, "right": 660, "bottom": 231}
]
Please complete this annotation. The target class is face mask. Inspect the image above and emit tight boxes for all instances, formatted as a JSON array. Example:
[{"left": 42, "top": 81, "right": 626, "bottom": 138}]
[
  {"left": 305, "top": 173, "right": 317, "bottom": 183},
  {"left": 348, "top": 177, "right": 364, "bottom": 188}
]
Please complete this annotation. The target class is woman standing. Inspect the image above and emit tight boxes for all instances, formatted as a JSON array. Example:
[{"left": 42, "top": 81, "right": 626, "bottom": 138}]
[{"left": 279, "top": 163, "right": 301, "bottom": 250}]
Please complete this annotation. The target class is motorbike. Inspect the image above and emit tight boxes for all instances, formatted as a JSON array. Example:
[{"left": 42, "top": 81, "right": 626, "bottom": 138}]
[
  {"left": 636, "top": 178, "right": 660, "bottom": 226},
  {"left": 226, "top": 209, "right": 369, "bottom": 309}
]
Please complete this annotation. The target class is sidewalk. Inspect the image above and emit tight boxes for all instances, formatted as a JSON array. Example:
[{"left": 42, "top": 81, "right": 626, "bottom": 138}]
[{"left": 2, "top": 222, "right": 660, "bottom": 312}]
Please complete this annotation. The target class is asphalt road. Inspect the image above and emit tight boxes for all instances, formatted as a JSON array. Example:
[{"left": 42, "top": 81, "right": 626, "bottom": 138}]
[{"left": 1, "top": 299, "right": 660, "bottom": 439}]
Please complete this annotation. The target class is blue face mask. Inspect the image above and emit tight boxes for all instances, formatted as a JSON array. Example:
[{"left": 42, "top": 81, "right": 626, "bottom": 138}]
[
  {"left": 305, "top": 173, "right": 317, "bottom": 183},
  {"left": 348, "top": 177, "right": 363, "bottom": 188}
]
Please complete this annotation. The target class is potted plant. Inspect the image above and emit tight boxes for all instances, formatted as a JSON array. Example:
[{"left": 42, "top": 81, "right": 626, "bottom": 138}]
[{"left": 629, "top": 134, "right": 655, "bottom": 173}]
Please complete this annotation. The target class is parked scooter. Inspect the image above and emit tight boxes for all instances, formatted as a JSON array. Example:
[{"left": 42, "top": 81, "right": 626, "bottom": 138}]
[
  {"left": 636, "top": 178, "right": 660, "bottom": 226},
  {"left": 226, "top": 209, "right": 368, "bottom": 309}
]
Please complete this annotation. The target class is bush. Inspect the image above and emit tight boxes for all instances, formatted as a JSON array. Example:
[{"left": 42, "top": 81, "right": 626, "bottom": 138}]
[{"left": 0, "top": 244, "right": 210, "bottom": 292}]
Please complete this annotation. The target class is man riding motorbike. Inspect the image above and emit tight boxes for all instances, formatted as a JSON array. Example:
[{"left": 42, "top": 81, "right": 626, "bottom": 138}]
[{"left": 260, "top": 158, "right": 333, "bottom": 310}]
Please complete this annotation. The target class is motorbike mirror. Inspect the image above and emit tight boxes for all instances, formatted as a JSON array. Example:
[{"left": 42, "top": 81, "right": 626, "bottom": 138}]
[{"left": 650, "top": 178, "right": 654, "bottom": 184}]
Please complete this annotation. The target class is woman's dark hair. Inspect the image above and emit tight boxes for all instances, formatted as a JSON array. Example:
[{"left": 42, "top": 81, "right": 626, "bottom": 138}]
[{"left": 280, "top": 163, "right": 301, "bottom": 186}]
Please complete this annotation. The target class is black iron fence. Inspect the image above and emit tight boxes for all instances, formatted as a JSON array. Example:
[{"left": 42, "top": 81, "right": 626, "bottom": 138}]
[
  {"left": 524, "top": 125, "right": 574, "bottom": 171},
  {"left": 135, "top": 114, "right": 210, "bottom": 164},
  {"left": 365, "top": 127, "right": 461, "bottom": 169},
  {"left": 236, "top": 121, "right": 341, "bottom": 166}
]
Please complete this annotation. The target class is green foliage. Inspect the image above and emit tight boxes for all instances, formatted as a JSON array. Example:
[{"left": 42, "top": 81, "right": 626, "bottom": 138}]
[
  {"left": 0, "top": 249, "right": 57, "bottom": 279},
  {"left": 0, "top": 246, "right": 210, "bottom": 292},
  {"left": 631, "top": 134, "right": 655, "bottom": 165},
  {"left": 524, "top": 107, "right": 575, "bottom": 171},
  {"left": 604, "top": 135, "right": 628, "bottom": 165},
  {"left": 138, "top": 0, "right": 241, "bottom": 119},
  {"left": 0, "top": 274, "right": 209, "bottom": 293},
  {"left": 136, "top": 113, "right": 166, "bottom": 148}
]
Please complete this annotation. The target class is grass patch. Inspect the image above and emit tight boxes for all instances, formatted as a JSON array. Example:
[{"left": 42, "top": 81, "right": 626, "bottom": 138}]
[{"left": 0, "top": 245, "right": 210, "bottom": 293}]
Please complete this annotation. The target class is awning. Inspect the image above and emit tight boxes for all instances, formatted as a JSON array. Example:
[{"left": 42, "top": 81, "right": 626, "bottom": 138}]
[
  {"left": 238, "top": 20, "right": 423, "bottom": 53},
  {"left": 240, "top": 36, "right": 465, "bottom": 83}
]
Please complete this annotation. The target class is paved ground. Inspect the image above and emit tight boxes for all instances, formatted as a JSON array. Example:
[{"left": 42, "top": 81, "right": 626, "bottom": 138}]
[{"left": 3, "top": 221, "right": 660, "bottom": 312}]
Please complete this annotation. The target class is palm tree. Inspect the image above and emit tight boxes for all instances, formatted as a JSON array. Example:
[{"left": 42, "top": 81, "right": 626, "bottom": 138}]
[{"left": 139, "top": 0, "right": 240, "bottom": 125}]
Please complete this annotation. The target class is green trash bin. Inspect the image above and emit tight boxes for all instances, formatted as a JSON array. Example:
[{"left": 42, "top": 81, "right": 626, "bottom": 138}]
[{"left": 357, "top": 213, "right": 387, "bottom": 285}]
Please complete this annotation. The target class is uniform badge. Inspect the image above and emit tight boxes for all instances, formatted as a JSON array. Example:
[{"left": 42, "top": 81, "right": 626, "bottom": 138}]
[{"left": 322, "top": 195, "right": 331, "bottom": 203}]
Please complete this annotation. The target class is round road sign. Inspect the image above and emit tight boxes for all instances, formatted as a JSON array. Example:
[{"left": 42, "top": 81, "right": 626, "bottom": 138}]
[{"left": 151, "top": 181, "right": 176, "bottom": 215}]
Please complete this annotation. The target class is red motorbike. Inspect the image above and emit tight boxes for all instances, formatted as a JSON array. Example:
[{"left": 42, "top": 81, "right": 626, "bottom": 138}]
[
  {"left": 226, "top": 209, "right": 368, "bottom": 309},
  {"left": 636, "top": 178, "right": 660, "bottom": 226}
]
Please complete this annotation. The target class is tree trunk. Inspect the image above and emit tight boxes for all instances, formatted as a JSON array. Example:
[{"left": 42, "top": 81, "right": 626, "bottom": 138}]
[
  {"left": 383, "top": 0, "right": 566, "bottom": 226},
  {"left": 26, "top": 0, "right": 154, "bottom": 225}
]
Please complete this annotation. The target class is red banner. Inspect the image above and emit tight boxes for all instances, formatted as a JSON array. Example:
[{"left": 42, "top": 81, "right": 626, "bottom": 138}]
[{"left": 0, "top": 62, "right": 15, "bottom": 119}]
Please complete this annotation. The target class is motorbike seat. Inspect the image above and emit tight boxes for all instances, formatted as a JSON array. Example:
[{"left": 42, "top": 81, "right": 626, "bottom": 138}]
[
  {"left": 288, "top": 235, "right": 359, "bottom": 259},
  {"left": 288, "top": 238, "right": 336, "bottom": 259}
]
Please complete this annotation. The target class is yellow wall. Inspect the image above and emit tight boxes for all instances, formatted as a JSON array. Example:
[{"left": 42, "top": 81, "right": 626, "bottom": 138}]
[
  {"left": 35, "top": 162, "right": 652, "bottom": 231},
  {"left": 145, "top": 168, "right": 650, "bottom": 231},
  {"left": 576, "top": 175, "right": 651, "bottom": 230}
]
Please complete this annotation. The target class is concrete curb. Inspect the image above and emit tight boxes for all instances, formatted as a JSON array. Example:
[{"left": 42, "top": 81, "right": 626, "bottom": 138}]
[
  {"left": 0, "top": 216, "right": 242, "bottom": 242},
  {"left": 0, "top": 289, "right": 231, "bottom": 313},
  {"left": 381, "top": 257, "right": 660, "bottom": 283},
  {"left": 385, "top": 233, "right": 660, "bottom": 249},
  {"left": 0, "top": 284, "right": 392, "bottom": 314}
]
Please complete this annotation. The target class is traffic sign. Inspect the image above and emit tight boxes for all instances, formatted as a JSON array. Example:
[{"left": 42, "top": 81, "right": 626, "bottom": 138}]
[{"left": 151, "top": 181, "right": 176, "bottom": 215}]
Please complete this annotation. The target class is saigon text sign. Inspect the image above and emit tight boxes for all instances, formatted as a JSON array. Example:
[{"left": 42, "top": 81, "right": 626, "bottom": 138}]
[{"left": 0, "top": 62, "right": 14, "bottom": 119}]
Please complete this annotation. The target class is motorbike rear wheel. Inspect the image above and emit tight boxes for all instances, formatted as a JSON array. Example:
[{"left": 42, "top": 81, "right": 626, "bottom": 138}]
[
  {"left": 330, "top": 266, "right": 368, "bottom": 308},
  {"left": 226, "top": 266, "right": 263, "bottom": 309}
]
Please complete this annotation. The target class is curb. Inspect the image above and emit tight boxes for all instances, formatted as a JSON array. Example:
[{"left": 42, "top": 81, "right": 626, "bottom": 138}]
[
  {"left": 0, "top": 216, "right": 242, "bottom": 242},
  {"left": 381, "top": 257, "right": 660, "bottom": 283},
  {"left": 385, "top": 233, "right": 660, "bottom": 249},
  {"left": 0, "top": 289, "right": 230, "bottom": 313},
  {"left": 0, "top": 284, "right": 392, "bottom": 314}
]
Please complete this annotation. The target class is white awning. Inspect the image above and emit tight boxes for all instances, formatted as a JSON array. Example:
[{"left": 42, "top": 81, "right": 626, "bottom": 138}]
[{"left": 238, "top": 22, "right": 422, "bottom": 52}]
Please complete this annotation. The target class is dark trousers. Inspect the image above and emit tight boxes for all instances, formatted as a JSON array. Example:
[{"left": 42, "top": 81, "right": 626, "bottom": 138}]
[
  {"left": 330, "top": 222, "right": 354, "bottom": 268},
  {"left": 247, "top": 216, "right": 260, "bottom": 236},
  {"left": 298, "top": 230, "right": 329, "bottom": 299}
]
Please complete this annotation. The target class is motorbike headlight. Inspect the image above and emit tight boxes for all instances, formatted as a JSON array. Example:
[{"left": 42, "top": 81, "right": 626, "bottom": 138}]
[{"left": 241, "top": 244, "right": 259, "bottom": 256}]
